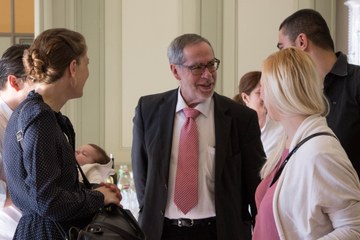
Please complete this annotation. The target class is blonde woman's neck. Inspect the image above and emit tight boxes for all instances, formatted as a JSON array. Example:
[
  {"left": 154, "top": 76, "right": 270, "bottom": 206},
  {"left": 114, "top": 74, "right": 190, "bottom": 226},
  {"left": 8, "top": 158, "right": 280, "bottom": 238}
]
[{"left": 280, "top": 114, "right": 307, "bottom": 149}]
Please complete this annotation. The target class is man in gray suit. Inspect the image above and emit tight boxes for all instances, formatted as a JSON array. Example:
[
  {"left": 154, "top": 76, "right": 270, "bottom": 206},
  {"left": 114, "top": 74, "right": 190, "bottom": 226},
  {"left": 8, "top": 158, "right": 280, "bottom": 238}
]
[{"left": 131, "top": 33, "right": 265, "bottom": 240}]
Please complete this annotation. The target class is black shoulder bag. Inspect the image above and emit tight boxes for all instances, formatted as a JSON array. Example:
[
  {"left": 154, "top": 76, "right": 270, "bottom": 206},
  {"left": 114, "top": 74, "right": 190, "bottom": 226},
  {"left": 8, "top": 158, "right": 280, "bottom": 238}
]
[
  {"left": 269, "top": 132, "right": 337, "bottom": 187},
  {"left": 70, "top": 165, "right": 146, "bottom": 240},
  {"left": 16, "top": 103, "right": 146, "bottom": 240}
]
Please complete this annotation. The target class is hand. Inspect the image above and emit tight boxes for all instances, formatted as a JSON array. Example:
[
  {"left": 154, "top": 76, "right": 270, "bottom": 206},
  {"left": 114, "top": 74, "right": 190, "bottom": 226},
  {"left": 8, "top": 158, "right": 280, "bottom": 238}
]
[
  {"left": 100, "top": 182, "right": 122, "bottom": 200},
  {"left": 95, "top": 183, "right": 122, "bottom": 206}
]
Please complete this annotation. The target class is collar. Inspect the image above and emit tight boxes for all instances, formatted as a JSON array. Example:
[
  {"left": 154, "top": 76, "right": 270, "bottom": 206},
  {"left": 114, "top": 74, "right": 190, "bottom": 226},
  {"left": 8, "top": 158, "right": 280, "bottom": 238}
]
[
  {"left": 290, "top": 114, "right": 331, "bottom": 150},
  {"left": 0, "top": 95, "right": 13, "bottom": 120},
  {"left": 175, "top": 88, "right": 213, "bottom": 118},
  {"left": 329, "top": 52, "right": 348, "bottom": 77}
]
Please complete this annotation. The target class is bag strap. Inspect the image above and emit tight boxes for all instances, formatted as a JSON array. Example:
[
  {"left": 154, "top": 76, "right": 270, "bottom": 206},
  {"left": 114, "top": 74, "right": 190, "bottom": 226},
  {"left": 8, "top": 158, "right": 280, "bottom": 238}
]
[
  {"left": 76, "top": 161, "right": 92, "bottom": 189},
  {"left": 16, "top": 101, "right": 31, "bottom": 150},
  {"left": 270, "top": 131, "right": 337, "bottom": 187},
  {"left": 53, "top": 221, "right": 69, "bottom": 240}
]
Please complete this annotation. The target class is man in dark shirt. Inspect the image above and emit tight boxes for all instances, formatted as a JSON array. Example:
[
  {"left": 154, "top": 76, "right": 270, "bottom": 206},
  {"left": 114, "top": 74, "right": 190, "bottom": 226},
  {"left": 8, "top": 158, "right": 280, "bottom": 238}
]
[{"left": 277, "top": 9, "right": 360, "bottom": 177}]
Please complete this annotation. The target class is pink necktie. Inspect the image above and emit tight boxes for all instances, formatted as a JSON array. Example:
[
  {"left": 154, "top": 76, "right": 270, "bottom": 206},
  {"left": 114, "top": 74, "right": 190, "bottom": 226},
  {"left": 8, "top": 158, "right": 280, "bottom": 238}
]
[{"left": 174, "top": 108, "right": 200, "bottom": 214}]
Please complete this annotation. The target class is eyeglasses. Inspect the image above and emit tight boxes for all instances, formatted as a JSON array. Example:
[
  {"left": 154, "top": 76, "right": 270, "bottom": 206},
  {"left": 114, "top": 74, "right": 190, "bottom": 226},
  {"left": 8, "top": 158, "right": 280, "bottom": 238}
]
[{"left": 178, "top": 58, "right": 220, "bottom": 75}]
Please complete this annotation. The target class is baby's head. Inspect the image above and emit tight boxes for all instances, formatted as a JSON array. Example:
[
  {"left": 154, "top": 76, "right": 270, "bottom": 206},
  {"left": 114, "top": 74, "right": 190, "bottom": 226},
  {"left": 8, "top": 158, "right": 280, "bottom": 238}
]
[{"left": 75, "top": 143, "right": 110, "bottom": 166}]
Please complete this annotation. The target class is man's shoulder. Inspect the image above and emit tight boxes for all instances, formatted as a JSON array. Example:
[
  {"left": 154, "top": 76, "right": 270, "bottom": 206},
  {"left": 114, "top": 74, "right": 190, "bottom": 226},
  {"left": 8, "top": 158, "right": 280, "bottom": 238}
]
[
  {"left": 334, "top": 52, "right": 360, "bottom": 77},
  {"left": 139, "top": 89, "right": 177, "bottom": 106},
  {"left": 213, "top": 92, "right": 255, "bottom": 114},
  {"left": 141, "top": 89, "right": 177, "bottom": 99},
  {"left": 347, "top": 62, "right": 360, "bottom": 76}
]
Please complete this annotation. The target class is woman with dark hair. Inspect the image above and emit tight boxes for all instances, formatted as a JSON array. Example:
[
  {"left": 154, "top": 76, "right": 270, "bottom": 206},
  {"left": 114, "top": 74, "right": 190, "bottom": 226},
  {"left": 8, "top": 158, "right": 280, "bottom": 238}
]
[
  {"left": 0, "top": 44, "right": 33, "bottom": 240},
  {"left": 3, "top": 28, "right": 121, "bottom": 239},
  {"left": 234, "top": 71, "right": 284, "bottom": 161}
]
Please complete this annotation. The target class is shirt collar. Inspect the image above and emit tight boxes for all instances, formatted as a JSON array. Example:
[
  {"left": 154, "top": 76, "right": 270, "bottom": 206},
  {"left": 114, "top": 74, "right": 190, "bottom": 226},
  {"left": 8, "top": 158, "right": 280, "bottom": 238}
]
[
  {"left": 330, "top": 52, "right": 348, "bottom": 77},
  {"left": 0, "top": 95, "right": 13, "bottom": 120},
  {"left": 176, "top": 88, "right": 212, "bottom": 118}
]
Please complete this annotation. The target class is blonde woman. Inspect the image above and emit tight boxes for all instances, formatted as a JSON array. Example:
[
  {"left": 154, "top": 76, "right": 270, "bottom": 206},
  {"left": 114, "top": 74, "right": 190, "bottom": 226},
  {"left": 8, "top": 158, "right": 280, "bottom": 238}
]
[{"left": 253, "top": 48, "right": 360, "bottom": 239}]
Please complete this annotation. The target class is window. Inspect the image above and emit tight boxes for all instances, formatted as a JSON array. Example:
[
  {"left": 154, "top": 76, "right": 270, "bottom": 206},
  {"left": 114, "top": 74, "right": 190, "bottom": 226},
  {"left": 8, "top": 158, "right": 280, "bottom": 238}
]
[
  {"left": 0, "top": 0, "right": 34, "bottom": 54},
  {"left": 345, "top": 0, "right": 360, "bottom": 64}
]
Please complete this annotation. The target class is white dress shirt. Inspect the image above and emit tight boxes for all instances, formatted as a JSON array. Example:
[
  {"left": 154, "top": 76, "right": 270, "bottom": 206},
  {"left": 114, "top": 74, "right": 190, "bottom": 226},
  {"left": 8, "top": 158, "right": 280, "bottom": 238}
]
[
  {"left": 165, "top": 89, "right": 216, "bottom": 219},
  {"left": 0, "top": 96, "right": 22, "bottom": 240}
]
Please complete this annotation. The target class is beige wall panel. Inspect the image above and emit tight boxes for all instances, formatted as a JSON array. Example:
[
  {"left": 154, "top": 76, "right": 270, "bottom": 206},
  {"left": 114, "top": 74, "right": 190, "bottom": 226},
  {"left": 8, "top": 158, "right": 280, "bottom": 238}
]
[
  {"left": 222, "top": 0, "right": 238, "bottom": 97},
  {"left": 180, "top": 0, "right": 201, "bottom": 33},
  {"left": 34, "top": 0, "right": 342, "bottom": 168},
  {"left": 336, "top": 0, "right": 348, "bottom": 53},
  {"left": 74, "top": 0, "right": 105, "bottom": 147},
  {"left": 236, "top": 0, "right": 296, "bottom": 95},
  {"left": 104, "top": 0, "right": 124, "bottom": 165},
  {"left": 121, "top": 0, "right": 181, "bottom": 163}
]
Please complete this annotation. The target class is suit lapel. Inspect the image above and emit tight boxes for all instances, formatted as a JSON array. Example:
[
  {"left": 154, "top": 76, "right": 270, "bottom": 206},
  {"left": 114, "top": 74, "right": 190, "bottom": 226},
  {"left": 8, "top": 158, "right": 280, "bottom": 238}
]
[{"left": 157, "top": 89, "right": 178, "bottom": 181}]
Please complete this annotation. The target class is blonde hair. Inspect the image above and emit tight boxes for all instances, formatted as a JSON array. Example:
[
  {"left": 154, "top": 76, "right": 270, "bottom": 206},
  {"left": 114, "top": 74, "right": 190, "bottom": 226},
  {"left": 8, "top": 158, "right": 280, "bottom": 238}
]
[{"left": 260, "top": 47, "right": 328, "bottom": 178}]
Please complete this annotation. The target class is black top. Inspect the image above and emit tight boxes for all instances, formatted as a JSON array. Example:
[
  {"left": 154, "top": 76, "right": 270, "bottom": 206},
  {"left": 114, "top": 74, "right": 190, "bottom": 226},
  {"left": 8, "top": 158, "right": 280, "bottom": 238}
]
[{"left": 324, "top": 52, "right": 360, "bottom": 178}]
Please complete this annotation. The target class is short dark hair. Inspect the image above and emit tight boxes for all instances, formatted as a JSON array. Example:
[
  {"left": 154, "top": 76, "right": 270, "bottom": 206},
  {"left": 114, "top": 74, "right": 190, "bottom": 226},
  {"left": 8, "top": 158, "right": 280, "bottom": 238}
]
[
  {"left": 279, "top": 9, "right": 334, "bottom": 51},
  {"left": 88, "top": 143, "right": 111, "bottom": 165},
  {"left": 167, "top": 33, "right": 213, "bottom": 65},
  {"left": 0, "top": 44, "right": 30, "bottom": 90}
]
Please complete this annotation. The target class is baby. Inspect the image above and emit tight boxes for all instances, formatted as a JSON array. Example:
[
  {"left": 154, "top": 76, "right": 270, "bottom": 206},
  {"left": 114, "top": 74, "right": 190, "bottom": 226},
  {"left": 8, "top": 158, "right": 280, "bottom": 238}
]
[{"left": 75, "top": 144, "right": 115, "bottom": 184}]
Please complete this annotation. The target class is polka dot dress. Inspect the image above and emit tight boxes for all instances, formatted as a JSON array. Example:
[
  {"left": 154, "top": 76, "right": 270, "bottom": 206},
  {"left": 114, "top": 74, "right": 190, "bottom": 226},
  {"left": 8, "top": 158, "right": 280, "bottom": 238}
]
[{"left": 3, "top": 91, "right": 104, "bottom": 240}]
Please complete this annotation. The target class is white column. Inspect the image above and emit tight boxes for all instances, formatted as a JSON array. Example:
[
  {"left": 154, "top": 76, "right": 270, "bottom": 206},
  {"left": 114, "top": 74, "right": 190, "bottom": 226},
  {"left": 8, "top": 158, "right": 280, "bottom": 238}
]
[{"left": 345, "top": 0, "right": 360, "bottom": 64}]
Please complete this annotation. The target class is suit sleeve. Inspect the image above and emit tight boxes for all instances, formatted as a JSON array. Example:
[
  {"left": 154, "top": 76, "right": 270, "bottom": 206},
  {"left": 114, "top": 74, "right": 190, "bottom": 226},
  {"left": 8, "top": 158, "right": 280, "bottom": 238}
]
[
  {"left": 131, "top": 97, "right": 148, "bottom": 207},
  {"left": 242, "top": 111, "right": 266, "bottom": 222}
]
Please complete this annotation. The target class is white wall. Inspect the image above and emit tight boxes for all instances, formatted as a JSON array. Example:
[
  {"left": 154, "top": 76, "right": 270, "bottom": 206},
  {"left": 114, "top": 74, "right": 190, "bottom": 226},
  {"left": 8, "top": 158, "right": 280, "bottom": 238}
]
[{"left": 34, "top": 0, "right": 341, "bottom": 167}]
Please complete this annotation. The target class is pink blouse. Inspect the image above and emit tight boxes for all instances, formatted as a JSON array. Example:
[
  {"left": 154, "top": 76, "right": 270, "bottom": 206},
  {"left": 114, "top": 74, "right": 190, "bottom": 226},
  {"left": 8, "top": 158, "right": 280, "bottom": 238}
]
[{"left": 252, "top": 149, "right": 289, "bottom": 240}]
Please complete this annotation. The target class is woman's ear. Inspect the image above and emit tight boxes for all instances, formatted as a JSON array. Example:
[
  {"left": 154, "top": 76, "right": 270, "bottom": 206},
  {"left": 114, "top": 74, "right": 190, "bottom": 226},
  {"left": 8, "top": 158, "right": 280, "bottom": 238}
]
[
  {"left": 8, "top": 75, "right": 22, "bottom": 91},
  {"left": 69, "top": 59, "right": 78, "bottom": 78},
  {"left": 241, "top": 92, "right": 249, "bottom": 104}
]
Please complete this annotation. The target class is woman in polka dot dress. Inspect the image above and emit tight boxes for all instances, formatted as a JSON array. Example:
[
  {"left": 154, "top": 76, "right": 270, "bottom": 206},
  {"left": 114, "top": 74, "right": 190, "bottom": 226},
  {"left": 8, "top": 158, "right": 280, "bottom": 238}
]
[{"left": 2, "top": 28, "right": 121, "bottom": 240}]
